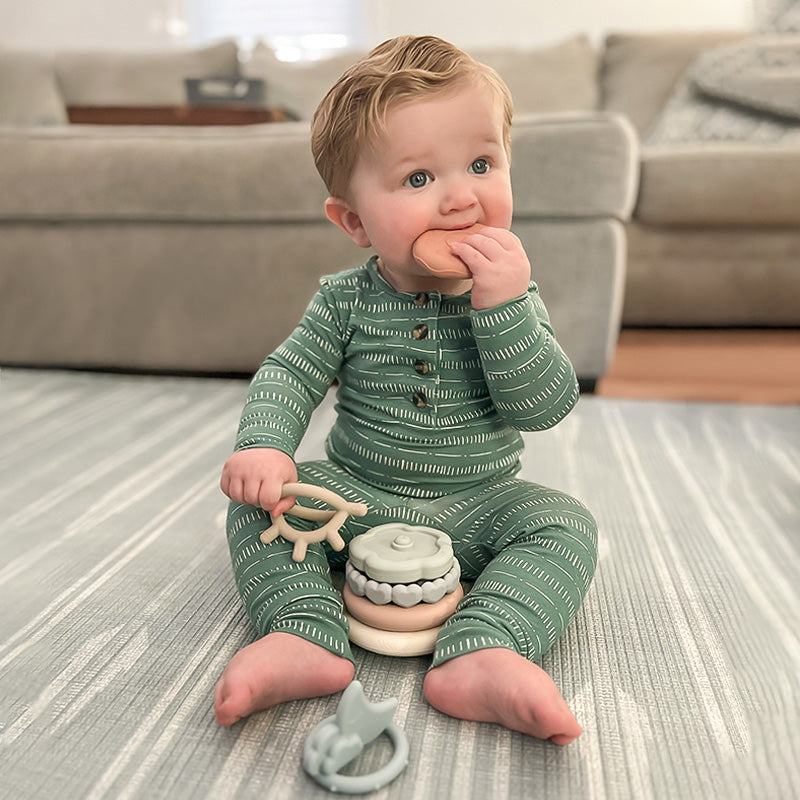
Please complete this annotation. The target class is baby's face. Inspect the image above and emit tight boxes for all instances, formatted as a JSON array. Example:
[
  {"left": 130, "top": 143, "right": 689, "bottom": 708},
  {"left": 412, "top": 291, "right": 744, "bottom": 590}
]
[{"left": 346, "top": 83, "right": 513, "bottom": 291}]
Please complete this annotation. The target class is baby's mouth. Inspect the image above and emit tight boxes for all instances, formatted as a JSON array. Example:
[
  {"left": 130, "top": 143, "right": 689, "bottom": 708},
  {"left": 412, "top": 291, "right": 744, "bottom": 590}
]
[{"left": 437, "top": 222, "right": 479, "bottom": 232}]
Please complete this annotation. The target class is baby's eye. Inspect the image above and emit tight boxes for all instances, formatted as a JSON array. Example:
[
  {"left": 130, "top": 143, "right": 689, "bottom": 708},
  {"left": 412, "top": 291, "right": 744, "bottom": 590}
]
[
  {"left": 469, "top": 158, "right": 490, "bottom": 174},
  {"left": 404, "top": 171, "right": 431, "bottom": 189}
]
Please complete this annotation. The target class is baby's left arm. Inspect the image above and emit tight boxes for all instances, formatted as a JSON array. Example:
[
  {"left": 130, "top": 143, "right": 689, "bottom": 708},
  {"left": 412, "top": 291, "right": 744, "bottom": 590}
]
[{"left": 470, "top": 279, "right": 579, "bottom": 432}]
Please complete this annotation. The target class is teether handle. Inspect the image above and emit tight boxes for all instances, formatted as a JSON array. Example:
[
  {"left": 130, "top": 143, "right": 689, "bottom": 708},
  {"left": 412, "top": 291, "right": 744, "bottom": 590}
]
[{"left": 282, "top": 482, "right": 368, "bottom": 520}]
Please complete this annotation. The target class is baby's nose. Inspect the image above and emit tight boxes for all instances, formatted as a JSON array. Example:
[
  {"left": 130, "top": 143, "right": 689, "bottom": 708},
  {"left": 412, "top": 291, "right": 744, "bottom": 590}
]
[{"left": 440, "top": 181, "right": 478, "bottom": 214}]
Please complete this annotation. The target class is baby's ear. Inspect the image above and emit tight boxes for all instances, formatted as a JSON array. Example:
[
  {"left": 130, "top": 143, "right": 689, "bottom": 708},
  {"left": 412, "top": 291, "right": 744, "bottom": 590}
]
[{"left": 325, "top": 197, "right": 371, "bottom": 248}]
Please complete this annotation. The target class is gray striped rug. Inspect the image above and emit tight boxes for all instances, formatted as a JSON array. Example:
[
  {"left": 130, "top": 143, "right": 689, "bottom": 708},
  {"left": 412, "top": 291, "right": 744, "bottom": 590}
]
[{"left": 1, "top": 368, "right": 798, "bottom": 799}]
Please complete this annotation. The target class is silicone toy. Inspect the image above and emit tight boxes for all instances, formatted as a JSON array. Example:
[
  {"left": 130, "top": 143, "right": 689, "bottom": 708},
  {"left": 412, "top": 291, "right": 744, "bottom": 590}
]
[
  {"left": 260, "top": 482, "right": 368, "bottom": 562},
  {"left": 346, "top": 558, "right": 461, "bottom": 606},
  {"left": 347, "top": 523, "right": 455, "bottom": 583},
  {"left": 259, "top": 483, "right": 464, "bottom": 657},
  {"left": 343, "top": 583, "right": 464, "bottom": 631},
  {"left": 346, "top": 617, "right": 443, "bottom": 658},
  {"left": 412, "top": 223, "right": 487, "bottom": 278},
  {"left": 343, "top": 525, "right": 463, "bottom": 657},
  {"left": 303, "top": 680, "right": 409, "bottom": 794}
]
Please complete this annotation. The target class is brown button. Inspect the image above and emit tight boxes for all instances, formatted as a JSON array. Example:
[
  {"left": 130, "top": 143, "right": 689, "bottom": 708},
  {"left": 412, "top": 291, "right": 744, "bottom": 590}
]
[
  {"left": 414, "top": 360, "right": 430, "bottom": 375},
  {"left": 412, "top": 391, "right": 427, "bottom": 408},
  {"left": 414, "top": 292, "right": 429, "bottom": 307},
  {"left": 412, "top": 324, "right": 429, "bottom": 340}
]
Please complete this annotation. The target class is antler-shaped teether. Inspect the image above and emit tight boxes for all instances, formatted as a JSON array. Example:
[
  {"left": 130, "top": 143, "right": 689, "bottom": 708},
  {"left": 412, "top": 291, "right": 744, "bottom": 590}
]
[{"left": 260, "top": 482, "right": 368, "bottom": 562}]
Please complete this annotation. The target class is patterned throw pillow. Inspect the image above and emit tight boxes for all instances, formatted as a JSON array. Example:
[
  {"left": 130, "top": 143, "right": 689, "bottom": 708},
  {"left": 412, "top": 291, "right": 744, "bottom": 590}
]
[
  {"left": 692, "top": 37, "right": 800, "bottom": 121},
  {"left": 644, "top": 36, "right": 800, "bottom": 145},
  {"left": 754, "top": 0, "right": 800, "bottom": 33}
]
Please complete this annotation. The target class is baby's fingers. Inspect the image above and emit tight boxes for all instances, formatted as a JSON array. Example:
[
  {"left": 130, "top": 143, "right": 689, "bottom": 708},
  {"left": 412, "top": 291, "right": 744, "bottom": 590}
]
[
  {"left": 220, "top": 466, "right": 241, "bottom": 502},
  {"left": 450, "top": 236, "right": 496, "bottom": 268},
  {"left": 259, "top": 482, "right": 297, "bottom": 517},
  {"left": 270, "top": 493, "right": 298, "bottom": 518},
  {"left": 243, "top": 479, "right": 264, "bottom": 508}
]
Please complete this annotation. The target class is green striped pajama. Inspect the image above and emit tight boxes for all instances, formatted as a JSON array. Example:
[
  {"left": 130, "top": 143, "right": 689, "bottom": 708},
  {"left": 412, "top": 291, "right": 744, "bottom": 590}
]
[{"left": 226, "top": 257, "right": 598, "bottom": 665}]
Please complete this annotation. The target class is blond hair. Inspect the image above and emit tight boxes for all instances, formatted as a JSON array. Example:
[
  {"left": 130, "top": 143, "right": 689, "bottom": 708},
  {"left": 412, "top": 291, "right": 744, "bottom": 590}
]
[{"left": 311, "top": 35, "right": 513, "bottom": 199}]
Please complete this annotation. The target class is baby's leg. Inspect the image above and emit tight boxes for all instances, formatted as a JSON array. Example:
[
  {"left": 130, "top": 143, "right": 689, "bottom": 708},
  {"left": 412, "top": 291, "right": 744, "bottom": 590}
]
[
  {"left": 215, "top": 460, "right": 388, "bottom": 725},
  {"left": 423, "top": 479, "right": 598, "bottom": 743},
  {"left": 215, "top": 497, "right": 354, "bottom": 725}
]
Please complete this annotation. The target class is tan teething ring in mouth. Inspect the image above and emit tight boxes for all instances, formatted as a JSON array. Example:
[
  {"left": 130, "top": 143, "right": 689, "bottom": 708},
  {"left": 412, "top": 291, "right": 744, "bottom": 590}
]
[{"left": 412, "top": 223, "right": 487, "bottom": 278}]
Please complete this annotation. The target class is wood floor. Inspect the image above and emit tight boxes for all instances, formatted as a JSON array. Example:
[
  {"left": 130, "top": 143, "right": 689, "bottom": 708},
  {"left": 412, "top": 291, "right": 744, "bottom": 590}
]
[{"left": 595, "top": 329, "right": 800, "bottom": 405}]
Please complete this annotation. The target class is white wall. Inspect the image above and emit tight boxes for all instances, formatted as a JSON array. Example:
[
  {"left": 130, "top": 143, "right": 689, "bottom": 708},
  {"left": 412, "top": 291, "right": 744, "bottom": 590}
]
[
  {"left": 1, "top": 0, "right": 187, "bottom": 50},
  {"left": 0, "top": 0, "right": 754, "bottom": 52},
  {"left": 367, "top": 0, "right": 754, "bottom": 50}
]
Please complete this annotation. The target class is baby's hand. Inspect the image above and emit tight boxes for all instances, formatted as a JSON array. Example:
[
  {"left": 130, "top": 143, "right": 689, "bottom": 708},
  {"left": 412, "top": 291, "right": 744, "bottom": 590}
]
[
  {"left": 449, "top": 227, "right": 531, "bottom": 310},
  {"left": 220, "top": 448, "right": 298, "bottom": 516}
]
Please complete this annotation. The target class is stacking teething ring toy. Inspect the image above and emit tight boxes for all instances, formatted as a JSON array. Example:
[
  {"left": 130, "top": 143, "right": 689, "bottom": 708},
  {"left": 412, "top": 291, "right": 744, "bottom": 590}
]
[
  {"left": 343, "top": 524, "right": 463, "bottom": 656},
  {"left": 260, "top": 485, "right": 463, "bottom": 657},
  {"left": 259, "top": 482, "right": 368, "bottom": 562}
]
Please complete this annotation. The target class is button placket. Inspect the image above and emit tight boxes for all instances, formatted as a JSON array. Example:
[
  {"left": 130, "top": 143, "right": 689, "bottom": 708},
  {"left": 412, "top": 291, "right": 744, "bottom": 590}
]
[{"left": 410, "top": 293, "right": 438, "bottom": 411}]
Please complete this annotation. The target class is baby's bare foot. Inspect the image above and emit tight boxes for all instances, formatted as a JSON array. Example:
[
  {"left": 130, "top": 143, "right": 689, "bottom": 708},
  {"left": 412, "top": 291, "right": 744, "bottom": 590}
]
[
  {"left": 423, "top": 648, "right": 582, "bottom": 744},
  {"left": 214, "top": 632, "right": 354, "bottom": 726}
]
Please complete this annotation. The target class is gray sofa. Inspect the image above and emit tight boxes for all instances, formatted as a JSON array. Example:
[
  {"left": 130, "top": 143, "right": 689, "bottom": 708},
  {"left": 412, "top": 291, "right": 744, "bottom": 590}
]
[
  {"left": 601, "top": 31, "right": 800, "bottom": 327},
  {"left": 3, "top": 30, "right": 796, "bottom": 383}
]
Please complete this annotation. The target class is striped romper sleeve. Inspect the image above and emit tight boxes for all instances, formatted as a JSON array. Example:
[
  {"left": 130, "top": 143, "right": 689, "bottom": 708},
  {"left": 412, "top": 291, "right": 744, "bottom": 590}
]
[
  {"left": 471, "top": 287, "right": 580, "bottom": 432},
  {"left": 234, "top": 275, "right": 352, "bottom": 457}
]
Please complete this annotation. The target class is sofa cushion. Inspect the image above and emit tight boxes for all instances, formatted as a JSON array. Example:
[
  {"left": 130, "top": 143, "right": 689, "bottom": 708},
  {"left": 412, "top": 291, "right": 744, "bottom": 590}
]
[
  {"left": 600, "top": 31, "right": 745, "bottom": 135},
  {"left": 471, "top": 36, "right": 598, "bottom": 114},
  {"left": 54, "top": 40, "right": 239, "bottom": 107},
  {"left": 244, "top": 35, "right": 597, "bottom": 121},
  {"left": 0, "top": 123, "right": 329, "bottom": 222},
  {"left": 0, "top": 49, "right": 68, "bottom": 125},
  {"left": 637, "top": 142, "right": 800, "bottom": 226}
]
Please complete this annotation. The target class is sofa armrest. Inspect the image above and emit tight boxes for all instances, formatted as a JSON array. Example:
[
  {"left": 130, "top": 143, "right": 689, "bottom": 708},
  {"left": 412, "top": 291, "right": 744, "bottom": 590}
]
[
  {"left": 508, "top": 112, "right": 639, "bottom": 385},
  {"left": 511, "top": 111, "right": 639, "bottom": 221}
]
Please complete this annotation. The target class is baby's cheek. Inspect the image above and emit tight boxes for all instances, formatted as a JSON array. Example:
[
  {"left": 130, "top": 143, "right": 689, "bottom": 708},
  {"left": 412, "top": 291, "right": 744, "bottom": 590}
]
[{"left": 488, "top": 193, "right": 513, "bottom": 230}]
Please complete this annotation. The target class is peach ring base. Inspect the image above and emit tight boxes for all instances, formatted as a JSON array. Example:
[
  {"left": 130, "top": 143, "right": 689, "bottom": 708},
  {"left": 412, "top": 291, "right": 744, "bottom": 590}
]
[{"left": 343, "top": 583, "right": 463, "bottom": 631}]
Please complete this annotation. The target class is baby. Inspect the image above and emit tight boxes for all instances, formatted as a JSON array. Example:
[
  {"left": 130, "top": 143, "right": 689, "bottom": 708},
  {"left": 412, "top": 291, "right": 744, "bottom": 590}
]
[{"left": 215, "top": 35, "right": 597, "bottom": 745}]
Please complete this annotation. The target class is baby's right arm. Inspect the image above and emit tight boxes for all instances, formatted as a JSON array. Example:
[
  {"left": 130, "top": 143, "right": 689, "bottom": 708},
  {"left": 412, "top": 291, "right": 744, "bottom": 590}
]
[{"left": 220, "top": 447, "right": 299, "bottom": 517}]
